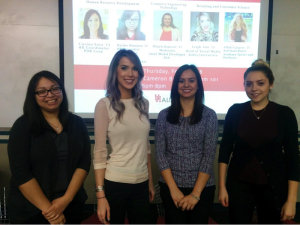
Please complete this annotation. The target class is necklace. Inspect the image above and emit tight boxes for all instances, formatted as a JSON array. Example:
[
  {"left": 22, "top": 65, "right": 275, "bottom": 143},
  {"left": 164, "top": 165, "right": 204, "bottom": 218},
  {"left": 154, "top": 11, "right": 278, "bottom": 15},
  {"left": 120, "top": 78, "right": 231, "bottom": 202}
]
[
  {"left": 48, "top": 121, "right": 60, "bottom": 131},
  {"left": 252, "top": 104, "right": 268, "bottom": 119}
]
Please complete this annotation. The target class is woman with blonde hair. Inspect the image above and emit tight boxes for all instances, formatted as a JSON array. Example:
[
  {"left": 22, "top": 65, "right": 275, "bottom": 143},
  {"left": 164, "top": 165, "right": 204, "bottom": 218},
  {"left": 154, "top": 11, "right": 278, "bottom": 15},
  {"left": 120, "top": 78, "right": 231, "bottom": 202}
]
[
  {"left": 191, "top": 12, "right": 218, "bottom": 42},
  {"left": 228, "top": 13, "right": 247, "bottom": 42},
  {"left": 94, "top": 49, "right": 155, "bottom": 224}
]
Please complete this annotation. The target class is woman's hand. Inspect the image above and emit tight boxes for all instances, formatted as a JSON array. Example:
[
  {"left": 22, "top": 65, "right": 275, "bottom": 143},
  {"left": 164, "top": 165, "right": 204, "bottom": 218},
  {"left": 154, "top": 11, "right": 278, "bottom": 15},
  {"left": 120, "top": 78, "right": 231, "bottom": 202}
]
[
  {"left": 48, "top": 213, "right": 66, "bottom": 224},
  {"left": 281, "top": 200, "right": 296, "bottom": 221},
  {"left": 241, "top": 35, "right": 246, "bottom": 41},
  {"left": 169, "top": 186, "right": 184, "bottom": 208},
  {"left": 97, "top": 198, "right": 110, "bottom": 224},
  {"left": 149, "top": 181, "right": 155, "bottom": 201},
  {"left": 178, "top": 194, "right": 199, "bottom": 211},
  {"left": 42, "top": 196, "right": 71, "bottom": 221},
  {"left": 218, "top": 186, "right": 229, "bottom": 207}
]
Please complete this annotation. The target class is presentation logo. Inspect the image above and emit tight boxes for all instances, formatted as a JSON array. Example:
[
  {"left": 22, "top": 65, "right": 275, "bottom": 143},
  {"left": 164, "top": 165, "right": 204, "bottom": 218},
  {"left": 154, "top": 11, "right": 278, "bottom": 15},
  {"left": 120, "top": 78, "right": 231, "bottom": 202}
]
[
  {"left": 155, "top": 94, "right": 171, "bottom": 103},
  {"left": 155, "top": 94, "right": 161, "bottom": 102}
]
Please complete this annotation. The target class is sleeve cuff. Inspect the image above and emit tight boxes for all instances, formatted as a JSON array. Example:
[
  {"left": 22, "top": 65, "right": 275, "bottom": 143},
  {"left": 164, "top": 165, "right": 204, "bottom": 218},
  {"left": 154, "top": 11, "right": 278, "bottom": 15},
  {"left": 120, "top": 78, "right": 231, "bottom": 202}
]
[
  {"left": 93, "top": 163, "right": 107, "bottom": 170},
  {"left": 158, "top": 163, "right": 170, "bottom": 172},
  {"left": 15, "top": 173, "right": 34, "bottom": 187},
  {"left": 199, "top": 164, "right": 212, "bottom": 175},
  {"left": 77, "top": 162, "right": 91, "bottom": 173}
]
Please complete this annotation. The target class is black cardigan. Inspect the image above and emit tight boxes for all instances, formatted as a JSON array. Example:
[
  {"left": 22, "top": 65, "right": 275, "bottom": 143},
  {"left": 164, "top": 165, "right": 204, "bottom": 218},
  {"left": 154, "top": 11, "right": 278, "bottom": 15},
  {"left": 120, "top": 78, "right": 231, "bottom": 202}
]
[
  {"left": 219, "top": 101, "right": 299, "bottom": 207},
  {"left": 7, "top": 113, "right": 91, "bottom": 223}
]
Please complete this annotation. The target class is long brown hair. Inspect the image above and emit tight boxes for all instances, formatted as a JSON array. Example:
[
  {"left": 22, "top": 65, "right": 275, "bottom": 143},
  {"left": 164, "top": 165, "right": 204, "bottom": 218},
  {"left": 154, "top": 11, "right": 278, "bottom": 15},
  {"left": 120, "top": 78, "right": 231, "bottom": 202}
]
[{"left": 106, "top": 49, "right": 148, "bottom": 121}]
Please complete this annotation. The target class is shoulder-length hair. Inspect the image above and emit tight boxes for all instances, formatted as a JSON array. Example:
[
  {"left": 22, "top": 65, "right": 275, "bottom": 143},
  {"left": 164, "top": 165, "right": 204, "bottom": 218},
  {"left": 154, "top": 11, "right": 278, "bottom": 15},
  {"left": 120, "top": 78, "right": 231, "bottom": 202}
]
[
  {"left": 196, "top": 12, "right": 215, "bottom": 34},
  {"left": 229, "top": 13, "right": 248, "bottom": 37},
  {"left": 23, "top": 71, "right": 69, "bottom": 135},
  {"left": 167, "top": 65, "right": 204, "bottom": 125},
  {"left": 106, "top": 49, "right": 148, "bottom": 121},
  {"left": 83, "top": 9, "right": 105, "bottom": 39},
  {"left": 160, "top": 13, "right": 177, "bottom": 29},
  {"left": 117, "top": 10, "right": 143, "bottom": 40}
]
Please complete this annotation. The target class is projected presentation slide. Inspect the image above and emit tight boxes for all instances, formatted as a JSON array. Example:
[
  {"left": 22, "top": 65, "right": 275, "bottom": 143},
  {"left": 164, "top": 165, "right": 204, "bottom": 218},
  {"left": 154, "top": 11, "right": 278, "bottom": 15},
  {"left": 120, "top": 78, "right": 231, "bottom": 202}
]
[{"left": 72, "top": 0, "right": 261, "bottom": 115}]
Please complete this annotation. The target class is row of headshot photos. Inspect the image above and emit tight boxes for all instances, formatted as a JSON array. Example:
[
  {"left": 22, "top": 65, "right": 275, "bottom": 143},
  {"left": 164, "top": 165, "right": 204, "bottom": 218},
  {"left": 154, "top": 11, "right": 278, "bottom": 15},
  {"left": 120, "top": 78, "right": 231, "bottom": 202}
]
[{"left": 78, "top": 8, "right": 253, "bottom": 42}]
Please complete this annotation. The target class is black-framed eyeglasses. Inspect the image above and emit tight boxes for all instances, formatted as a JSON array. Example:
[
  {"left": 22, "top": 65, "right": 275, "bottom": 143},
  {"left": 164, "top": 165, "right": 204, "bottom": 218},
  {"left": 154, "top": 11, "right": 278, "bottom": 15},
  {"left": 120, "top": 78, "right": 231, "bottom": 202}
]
[
  {"left": 35, "top": 87, "right": 62, "bottom": 97},
  {"left": 125, "top": 18, "right": 139, "bottom": 23}
]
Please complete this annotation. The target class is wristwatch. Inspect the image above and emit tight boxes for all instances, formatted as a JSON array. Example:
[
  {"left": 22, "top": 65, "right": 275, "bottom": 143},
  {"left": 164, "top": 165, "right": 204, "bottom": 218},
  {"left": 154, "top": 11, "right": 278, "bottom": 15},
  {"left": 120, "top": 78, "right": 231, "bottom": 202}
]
[{"left": 95, "top": 185, "right": 104, "bottom": 192}]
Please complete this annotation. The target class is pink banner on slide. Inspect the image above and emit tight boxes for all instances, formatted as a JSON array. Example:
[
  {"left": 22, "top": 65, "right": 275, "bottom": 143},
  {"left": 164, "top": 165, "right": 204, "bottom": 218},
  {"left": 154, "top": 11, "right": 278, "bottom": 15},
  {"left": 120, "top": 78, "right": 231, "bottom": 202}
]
[
  {"left": 180, "top": 0, "right": 260, "bottom": 2},
  {"left": 74, "top": 65, "right": 109, "bottom": 90},
  {"left": 74, "top": 65, "right": 246, "bottom": 91}
]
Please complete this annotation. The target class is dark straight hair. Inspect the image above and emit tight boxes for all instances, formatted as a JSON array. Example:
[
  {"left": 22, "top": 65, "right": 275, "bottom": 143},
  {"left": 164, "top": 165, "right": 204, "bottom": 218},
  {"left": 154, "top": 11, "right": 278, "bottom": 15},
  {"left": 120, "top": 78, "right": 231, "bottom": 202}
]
[
  {"left": 23, "top": 71, "right": 69, "bottom": 135},
  {"left": 167, "top": 64, "right": 204, "bottom": 125},
  {"left": 83, "top": 9, "right": 104, "bottom": 39},
  {"left": 117, "top": 10, "right": 143, "bottom": 40},
  {"left": 160, "top": 13, "right": 177, "bottom": 29}
]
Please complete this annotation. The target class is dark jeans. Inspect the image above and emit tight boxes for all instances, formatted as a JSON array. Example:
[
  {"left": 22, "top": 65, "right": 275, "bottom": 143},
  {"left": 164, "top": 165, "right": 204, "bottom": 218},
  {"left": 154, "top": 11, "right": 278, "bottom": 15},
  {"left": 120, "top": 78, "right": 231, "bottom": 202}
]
[
  {"left": 227, "top": 176, "right": 282, "bottom": 224},
  {"left": 17, "top": 200, "right": 84, "bottom": 224},
  {"left": 159, "top": 181, "right": 215, "bottom": 224},
  {"left": 104, "top": 179, "right": 150, "bottom": 224}
]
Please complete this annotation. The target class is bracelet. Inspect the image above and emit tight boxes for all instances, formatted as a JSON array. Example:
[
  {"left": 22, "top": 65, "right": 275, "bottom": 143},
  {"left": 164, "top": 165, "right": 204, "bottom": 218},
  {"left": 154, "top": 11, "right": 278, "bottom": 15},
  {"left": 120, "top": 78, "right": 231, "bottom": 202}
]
[
  {"left": 191, "top": 193, "right": 200, "bottom": 201},
  {"left": 97, "top": 196, "right": 106, "bottom": 199},
  {"left": 95, "top": 185, "right": 104, "bottom": 192}
]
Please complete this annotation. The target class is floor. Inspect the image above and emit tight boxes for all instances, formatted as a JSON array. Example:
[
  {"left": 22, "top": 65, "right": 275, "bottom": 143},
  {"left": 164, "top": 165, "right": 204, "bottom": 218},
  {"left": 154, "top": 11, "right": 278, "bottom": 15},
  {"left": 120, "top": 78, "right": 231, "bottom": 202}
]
[{"left": 82, "top": 204, "right": 300, "bottom": 224}]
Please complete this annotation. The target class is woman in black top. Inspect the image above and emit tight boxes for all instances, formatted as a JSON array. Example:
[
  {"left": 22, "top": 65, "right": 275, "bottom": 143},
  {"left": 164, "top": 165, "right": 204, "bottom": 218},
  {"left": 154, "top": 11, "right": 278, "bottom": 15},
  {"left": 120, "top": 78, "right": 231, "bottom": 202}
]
[
  {"left": 228, "top": 13, "right": 247, "bottom": 42},
  {"left": 7, "top": 71, "right": 91, "bottom": 224},
  {"left": 218, "top": 60, "right": 299, "bottom": 223}
]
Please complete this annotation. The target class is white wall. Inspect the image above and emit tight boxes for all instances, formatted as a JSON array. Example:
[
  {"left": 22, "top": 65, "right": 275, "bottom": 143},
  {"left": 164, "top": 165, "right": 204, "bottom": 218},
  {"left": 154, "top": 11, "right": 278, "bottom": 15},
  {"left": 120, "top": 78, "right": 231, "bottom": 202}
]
[
  {"left": 270, "top": 0, "right": 300, "bottom": 126},
  {"left": 0, "top": 0, "right": 59, "bottom": 127}
]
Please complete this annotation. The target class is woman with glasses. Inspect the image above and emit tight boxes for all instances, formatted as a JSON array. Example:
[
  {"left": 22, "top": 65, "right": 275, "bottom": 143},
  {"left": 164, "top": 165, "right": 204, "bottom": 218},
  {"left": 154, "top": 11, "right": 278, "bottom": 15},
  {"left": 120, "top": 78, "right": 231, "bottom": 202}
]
[
  {"left": 7, "top": 71, "right": 91, "bottom": 224},
  {"left": 117, "top": 10, "right": 146, "bottom": 40}
]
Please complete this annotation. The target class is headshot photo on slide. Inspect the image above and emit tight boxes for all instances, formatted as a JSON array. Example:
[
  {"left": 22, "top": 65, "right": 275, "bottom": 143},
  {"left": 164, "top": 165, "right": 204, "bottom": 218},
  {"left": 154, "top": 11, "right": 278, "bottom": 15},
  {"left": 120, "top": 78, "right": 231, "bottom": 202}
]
[
  {"left": 153, "top": 11, "right": 182, "bottom": 41},
  {"left": 78, "top": 8, "right": 109, "bottom": 39},
  {"left": 224, "top": 12, "right": 253, "bottom": 42},
  {"left": 190, "top": 12, "right": 219, "bottom": 42},
  {"left": 116, "top": 10, "right": 146, "bottom": 40}
]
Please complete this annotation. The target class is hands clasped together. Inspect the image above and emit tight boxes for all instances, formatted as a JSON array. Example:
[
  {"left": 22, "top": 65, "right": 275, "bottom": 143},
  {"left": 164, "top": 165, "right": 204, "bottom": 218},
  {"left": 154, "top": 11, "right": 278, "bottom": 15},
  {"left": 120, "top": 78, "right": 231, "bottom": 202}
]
[
  {"left": 42, "top": 196, "right": 71, "bottom": 224},
  {"left": 170, "top": 187, "right": 199, "bottom": 211}
]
